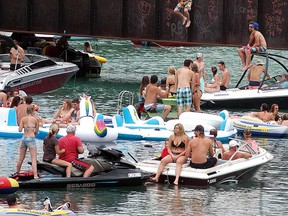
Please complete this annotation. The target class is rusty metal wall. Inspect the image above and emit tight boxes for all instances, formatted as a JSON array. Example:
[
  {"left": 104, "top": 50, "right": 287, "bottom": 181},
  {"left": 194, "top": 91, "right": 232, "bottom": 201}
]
[{"left": 0, "top": 0, "right": 287, "bottom": 48}]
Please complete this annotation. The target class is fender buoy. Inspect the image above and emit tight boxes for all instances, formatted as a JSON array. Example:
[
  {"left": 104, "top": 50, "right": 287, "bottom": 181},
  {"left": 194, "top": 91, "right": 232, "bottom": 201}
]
[
  {"left": 0, "top": 177, "right": 19, "bottom": 194},
  {"left": 94, "top": 120, "right": 107, "bottom": 138}
]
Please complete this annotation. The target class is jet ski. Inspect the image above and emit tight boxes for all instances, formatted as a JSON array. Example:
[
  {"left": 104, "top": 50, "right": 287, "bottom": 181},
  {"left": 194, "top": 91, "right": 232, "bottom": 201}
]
[{"left": 11, "top": 147, "right": 151, "bottom": 189}]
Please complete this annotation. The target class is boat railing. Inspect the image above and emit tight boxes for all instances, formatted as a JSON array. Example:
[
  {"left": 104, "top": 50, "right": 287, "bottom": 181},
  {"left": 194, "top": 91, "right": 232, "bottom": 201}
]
[{"left": 117, "top": 90, "right": 134, "bottom": 114}]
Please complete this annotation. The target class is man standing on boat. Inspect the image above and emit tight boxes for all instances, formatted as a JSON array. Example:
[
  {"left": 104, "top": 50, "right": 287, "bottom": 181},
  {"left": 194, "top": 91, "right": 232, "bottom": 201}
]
[
  {"left": 9, "top": 40, "right": 25, "bottom": 71},
  {"left": 175, "top": 59, "right": 194, "bottom": 117},
  {"left": 247, "top": 59, "right": 270, "bottom": 89},
  {"left": 186, "top": 125, "right": 217, "bottom": 169},
  {"left": 144, "top": 75, "right": 171, "bottom": 121},
  {"left": 238, "top": 22, "right": 267, "bottom": 71},
  {"left": 218, "top": 61, "right": 230, "bottom": 91}
]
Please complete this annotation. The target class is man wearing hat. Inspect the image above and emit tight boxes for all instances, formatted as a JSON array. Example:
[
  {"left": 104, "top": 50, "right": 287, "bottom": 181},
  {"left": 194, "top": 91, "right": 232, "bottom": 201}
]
[
  {"left": 280, "top": 73, "right": 288, "bottom": 88},
  {"left": 185, "top": 125, "right": 217, "bottom": 169},
  {"left": 223, "top": 140, "right": 252, "bottom": 160},
  {"left": 247, "top": 59, "right": 270, "bottom": 89},
  {"left": 58, "top": 124, "right": 94, "bottom": 177},
  {"left": 238, "top": 21, "right": 267, "bottom": 71}
]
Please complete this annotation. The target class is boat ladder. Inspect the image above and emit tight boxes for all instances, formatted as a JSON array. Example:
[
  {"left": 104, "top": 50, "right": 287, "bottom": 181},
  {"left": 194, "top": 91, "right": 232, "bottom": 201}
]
[{"left": 117, "top": 90, "right": 134, "bottom": 114}]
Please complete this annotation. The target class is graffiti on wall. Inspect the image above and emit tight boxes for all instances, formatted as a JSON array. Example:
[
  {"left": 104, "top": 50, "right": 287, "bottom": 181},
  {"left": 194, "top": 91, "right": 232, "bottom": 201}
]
[{"left": 137, "top": 1, "right": 151, "bottom": 34}]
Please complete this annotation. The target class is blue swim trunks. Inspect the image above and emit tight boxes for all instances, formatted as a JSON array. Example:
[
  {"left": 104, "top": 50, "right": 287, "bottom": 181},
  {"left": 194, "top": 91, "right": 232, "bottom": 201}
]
[
  {"left": 20, "top": 136, "right": 37, "bottom": 148},
  {"left": 176, "top": 87, "right": 192, "bottom": 106},
  {"left": 144, "top": 103, "right": 165, "bottom": 112},
  {"left": 175, "top": 0, "right": 193, "bottom": 11},
  {"left": 251, "top": 46, "right": 266, "bottom": 53}
]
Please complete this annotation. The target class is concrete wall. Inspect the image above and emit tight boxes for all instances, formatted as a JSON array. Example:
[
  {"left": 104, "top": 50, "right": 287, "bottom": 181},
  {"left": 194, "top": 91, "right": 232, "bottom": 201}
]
[{"left": 0, "top": 0, "right": 287, "bottom": 48}]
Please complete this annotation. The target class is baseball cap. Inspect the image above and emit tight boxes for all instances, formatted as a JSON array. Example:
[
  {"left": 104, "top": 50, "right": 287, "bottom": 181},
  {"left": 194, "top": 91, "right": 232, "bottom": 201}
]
[
  {"left": 196, "top": 53, "right": 203, "bottom": 58},
  {"left": 229, "top": 140, "right": 239, "bottom": 148},
  {"left": 194, "top": 125, "right": 204, "bottom": 132},
  {"left": 66, "top": 124, "right": 76, "bottom": 133},
  {"left": 249, "top": 22, "right": 259, "bottom": 30}
]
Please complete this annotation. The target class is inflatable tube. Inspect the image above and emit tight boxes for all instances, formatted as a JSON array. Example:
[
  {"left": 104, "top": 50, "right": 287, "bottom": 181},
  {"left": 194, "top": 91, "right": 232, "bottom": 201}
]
[
  {"left": 0, "top": 208, "right": 75, "bottom": 216},
  {"left": 0, "top": 177, "right": 19, "bottom": 194},
  {"left": 165, "top": 119, "right": 215, "bottom": 132}
]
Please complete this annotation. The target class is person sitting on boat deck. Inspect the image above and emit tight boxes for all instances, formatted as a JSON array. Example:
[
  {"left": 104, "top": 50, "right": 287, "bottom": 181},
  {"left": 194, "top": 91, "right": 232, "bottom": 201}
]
[
  {"left": 17, "top": 105, "right": 40, "bottom": 179},
  {"left": 204, "top": 66, "right": 221, "bottom": 93},
  {"left": 137, "top": 75, "right": 149, "bottom": 117},
  {"left": 247, "top": 59, "right": 270, "bottom": 89},
  {"left": 175, "top": 59, "right": 194, "bottom": 117},
  {"left": 209, "top": 129, "right": 225, "bottom": 158},
  {"left": 6, "top": 194, "right": 30, "bottom": 209},
  {"left": 174, "top": 0, "right": 193, "bottom": 28},
  {"left": 166, "top": 66, "right": 177, "bottom": 96},
  {"left": 58, "top": 124, "right": 94, "bottom": 177},
  {"left": 192, "top": 63, "right": 201, "bottom": 112},
  {"left": 70, "top": 98, "right": 81, "bottom": 125},
  {"left": 9, "top": 39, "right": 25, "bottom": 71},
  {"left": 186, "top": 125, "right": 217, "bottom": 169},
  {"left": 238, "top": 22, "right": 267, "bottom": 71},
  {"left": 43, "top": 124, "right": 72, "bottom": 177},
  {"left": 17, "top": 96, "right": 33, "bottom": 125},
  {"left": 249, "top": 103, "right": 274, "bottom": 122},
  {"left": 151, "top": 123, "right": 190, "bottom": 185},
  {"left": 270, "top": 103, "right": 280, "bottom": 122},
  {"left": 222, "top": 140, "right": 252, "bottom": 160},
  {"left": 280, "top": 73, "right": 288, "bottom": 88},
  {"left": 83, "top": 42, "right": 93, "bottom": 53},
  {"left": 218, "top": 61, "right": 230, "bottom": 91},
  {"left": 193, "top": 53, "right": 207, "bottom": 94},
  {"left": 243, "top": 128, "right": 259, "bottom": 153},
  {"left": 144, "top": 75, "right": 171, "bottom": 121}
]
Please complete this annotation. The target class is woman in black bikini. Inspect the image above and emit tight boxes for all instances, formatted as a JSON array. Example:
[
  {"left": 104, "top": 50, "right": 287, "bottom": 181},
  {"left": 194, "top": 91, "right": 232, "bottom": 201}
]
[
  {"left": 166, "top": 66, "right": 177, "bottom": 96},
  {"left": 151, "top": 123, "right": 190, "bottom": 185}
]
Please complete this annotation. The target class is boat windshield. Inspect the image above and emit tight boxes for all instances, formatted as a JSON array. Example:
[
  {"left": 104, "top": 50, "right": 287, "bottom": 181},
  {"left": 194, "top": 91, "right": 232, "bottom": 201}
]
[{"left": 228, "top": 140, "right": 258, "bottom": 162}]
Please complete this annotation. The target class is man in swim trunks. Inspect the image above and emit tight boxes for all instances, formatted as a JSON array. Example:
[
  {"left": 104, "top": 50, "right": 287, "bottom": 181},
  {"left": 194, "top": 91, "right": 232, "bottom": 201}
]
[
  {"left": 218, "top": 61, "right": 230, "bottom": 91},
  {"left": 144, "top": 75, "right": 171, "bottom": 121},
  {"left": 70, "top": 98, "right": 80, "bottom": 124},
  {"left": 174, "top": 0, "right": 193, "bottom": 28},
  {"left": 9, "top": 40, "right": 25, "bottom": 71},
  {"left": 247, "top": 59, "right": 270, "bottom": 89},
  {"left": 58, "top": 124, "right": 94, "bottom": 177},
  {"left": 238, "top": 22, "right": 267, "bottom": 71},
  {"left": 175, "top": 59, "right": 194, "bottom": 117},
  {"left": 185, "top": 125, "right": 217, "bottom": 169}
]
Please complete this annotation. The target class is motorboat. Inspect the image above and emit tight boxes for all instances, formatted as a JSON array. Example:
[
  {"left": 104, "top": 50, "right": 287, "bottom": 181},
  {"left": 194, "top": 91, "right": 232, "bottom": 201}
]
[
  {"left": 136, "top": 140, "right": 273, "bottom": 186},
  {"left": 201, "top": 53, "right": 288, "bottom": 108},
  {"left": 112, "top": 105, "right": 236, "bottom": 142},
  {"left": 0, "top": 53, "right": 78, "bottom": 94},
  {"left": 11, "top": 147, "right": 151, "bottom": 189},
  {"left": 232, "top": 115, "right": 288, "bottom": 137}
]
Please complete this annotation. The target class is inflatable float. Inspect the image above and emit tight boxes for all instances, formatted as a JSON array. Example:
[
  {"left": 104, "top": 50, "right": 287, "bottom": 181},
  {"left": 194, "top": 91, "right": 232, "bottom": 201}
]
[
  {"left": 233, "top": 116, "right": 288, "bottom": 137},
  {"left": 112, "top": 105, "right": 236, "bottom": 142},
  {"left": 39, "top": 95, "right": 118, "bottom": 143},
  {"left": 0, "top": 208, "right": 75, "bottom": 216},
  {"left": 0, "top": 177, "right": 19, "bottom": 194}
]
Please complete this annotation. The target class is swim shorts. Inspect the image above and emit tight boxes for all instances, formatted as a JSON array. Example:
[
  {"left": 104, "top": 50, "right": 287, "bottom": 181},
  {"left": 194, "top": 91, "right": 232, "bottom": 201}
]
[
  {"left": 190, "top": 157, "right": 217, "bottom": 169},
  {"left": 176, "top": 87, "right": 192, "bottom": 106},
  {"left": 220, "top": 86, "right": 227, "bottom": 91},
  {"left": 175, "top": 0, "right": 193, "bottom": 11},
  {"left": 20, "top": 136, "right": 37, "bottom": 148},
  {"left": 249, "top": 81, "right": 260, "bottom": 86},
  {"left": 144, "top": 103, "right": 165, "bottom": 112},
  {"left": 251, "top": 46, "right": 266, "bottom": 53},
  {"left": 71, "top": 159, "right": 91, "bottom": 172}
]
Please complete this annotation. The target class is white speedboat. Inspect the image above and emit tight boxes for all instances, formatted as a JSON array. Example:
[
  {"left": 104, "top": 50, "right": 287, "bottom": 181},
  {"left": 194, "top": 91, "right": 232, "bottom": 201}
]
[
  {"left": 136, "top": 141, "right": 273, "bottom": 186},
  {"left": 201, "top": 53, "right": 288, "bottom": 109}
]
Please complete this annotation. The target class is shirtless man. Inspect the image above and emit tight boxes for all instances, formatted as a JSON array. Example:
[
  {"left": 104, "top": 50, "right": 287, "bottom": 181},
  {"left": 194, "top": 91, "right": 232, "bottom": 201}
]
[
  {"left": 193, "top": 53, "right": 206, "bottom": 93},
  {"left": 175, "top": 59, "right": 194, "bottom": 117},
  {"left": 144, "top": 75, "right": 171, "bottom": 121},
  {"left": 218, "top": 61, "right": 230, "bottom": 91},
  {"left": 191, "top": 63, "right": 201, "bottom": 112},
  {"left": 249, "top": 103, "right": 274, "bottom": 122},
  {"left": 9, "top": 40, "right": 25, "bottom": 71},
  {"left": 185, "top": 125, "right": 217, "bottom": 169},
  {"left": 248, "top": 59, "right": 270, "bottom": 89},
  {"left": 17, "top": 96, "right": 33, "bottom": 125},
  {"left": 71, "top": 98, "right": 80, "bottom": 124},
  {"left": 238, "top": 22, "right": 267, "bottom": 71},
  {"left": 223, "top": 140, "right": 252, "bottom": 160},
  {"left": 7, "top": 194, "right": 30, "bottom": 209}
]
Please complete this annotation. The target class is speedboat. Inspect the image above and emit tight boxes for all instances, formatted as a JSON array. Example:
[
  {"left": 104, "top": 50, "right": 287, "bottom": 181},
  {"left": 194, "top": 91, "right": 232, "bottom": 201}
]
[
  {"left": 112, "top": 105, "right": 236, "bottom": 142},
  {"left": 201, "top": 53, "right": 288, "bottom": 108},
  {"left": 136, "top": 141, "right": 273, "bottom": 186},
  {"left": 233, "top": 115, "right": 288, "bottom": 137},
  {"left": 0, "top": 53, "right": 78, "bottom": 94},
  {"left": 11, "top": 147, "right": 151, "bottom": 189}
]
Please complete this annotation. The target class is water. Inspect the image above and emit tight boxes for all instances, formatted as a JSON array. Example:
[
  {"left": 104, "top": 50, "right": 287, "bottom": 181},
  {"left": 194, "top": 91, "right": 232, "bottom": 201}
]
[{"left": 0, "top": 39, "right": 288, "bottom": 215}]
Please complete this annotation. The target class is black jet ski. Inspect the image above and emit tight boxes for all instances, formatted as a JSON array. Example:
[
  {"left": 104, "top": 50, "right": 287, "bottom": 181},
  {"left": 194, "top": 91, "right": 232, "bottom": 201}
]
[{"left": 11, "top": 147, "right": 151, "bottom": 189}]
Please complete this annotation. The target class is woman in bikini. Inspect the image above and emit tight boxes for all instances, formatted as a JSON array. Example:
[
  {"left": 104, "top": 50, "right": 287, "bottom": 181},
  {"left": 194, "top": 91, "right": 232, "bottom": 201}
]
[
  {"left": 166, "top": 66, "right": 177, "bottom": 96},
  {"left": 43, "top": 124, "right": 72, "bottom": 177},
  {"left": 204, "top": 66, "right": 221, "bottom": 93},
  {"left": 191, "top": 63, "right": 202, "bottom": 112},
  {"left": 16, "top": 105, "right": 39, "bottom": 179},
  {"left": 151, "top": 123, "right": 190, "bottom": 185}
]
